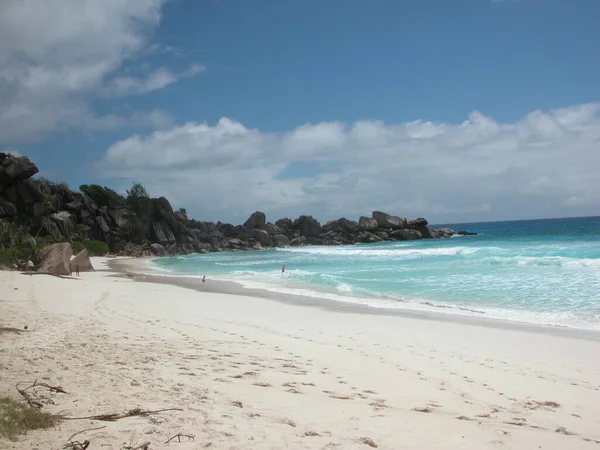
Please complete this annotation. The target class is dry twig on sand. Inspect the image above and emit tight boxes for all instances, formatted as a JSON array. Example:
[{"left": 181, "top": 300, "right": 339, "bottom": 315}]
[
  {"left": 65, "top": 407, "right": 182, "bottom": 422},
  {"left": 122, "top": 442, "right": 151, "bottom": 450},
  {"left": 16, "top": 380, "right": 67, "bottom": 408},
  {"left": 62, "top": 426, "right": 107, "bottom": 449},
  {"left": 62, "top": 440, "right": 90, "bottom": 449},
  {"left": 165, "top": 433, "right": 195, "bottom": 443}
]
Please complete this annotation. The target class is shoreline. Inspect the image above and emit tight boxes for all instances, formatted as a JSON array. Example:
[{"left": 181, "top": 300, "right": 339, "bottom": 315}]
[
  {"left": 109, "top": 257, "right": 600, "bottom": 342},
  {"left": 2, "top": 258, "right": 600, "bottom": 448}
]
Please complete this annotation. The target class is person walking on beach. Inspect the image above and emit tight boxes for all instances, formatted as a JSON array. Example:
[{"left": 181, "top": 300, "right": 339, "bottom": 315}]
[
  {"left": 26, "top": 259, "right": 34, "bottom": 274},
  {"left": 75, "top": 264, "right": 80, "bottom": 277}
]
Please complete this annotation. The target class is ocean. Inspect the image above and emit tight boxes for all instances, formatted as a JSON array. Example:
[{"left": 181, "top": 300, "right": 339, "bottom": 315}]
[{"left": 149, "top": 216, "right": 600, "bottom": 331}]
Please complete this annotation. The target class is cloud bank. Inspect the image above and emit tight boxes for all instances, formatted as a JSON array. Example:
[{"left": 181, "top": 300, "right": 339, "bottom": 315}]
[
  {"left": 101, "top": 103, "right": 600, "bottom": 224},
  {"left": 0, "top": 0, "right": 201, "bottom": 144}
]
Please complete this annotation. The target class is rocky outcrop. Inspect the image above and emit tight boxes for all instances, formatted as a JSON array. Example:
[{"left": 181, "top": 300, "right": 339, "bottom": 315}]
[
  {"left": 359, "top": 216, "right": 378, "bottom": 231},
  {"left": 372, "top": 211, "right": 407, "bottom": 229},
  {"left": 1, "top": 153, "right": 39, "bottom": 184},
  {"left": 390, "top": 229, "right": 422, "bottom": 240},
  {"left": 244, "top": 211, "right": 266, "bottom": 229},
  {"left": 294, "top": 215, "right": 321, "bottom": 237},
  {"left": 273, "top": 234, "right": 291, "bottom": 247},
  {"left": 70, "top": 249, "right": 95, "bottom": 272},
  {"left": 252, "top": 228, "right": 272, "bottom": 247},
  {"left": 150, "top": 243, "right": 167, "bottom": 256},
  {"left": 0, "top": 197, "right": 17, "bottom": 217},
  {"left": 0, "top": 154, "right": 477, "bottom": 260},
  {"left": 38, "top": 242, "right": 73, "bottom": 275}
]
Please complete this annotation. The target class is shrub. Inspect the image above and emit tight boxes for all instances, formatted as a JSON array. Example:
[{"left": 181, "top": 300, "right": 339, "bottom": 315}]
[
  {"left": 0, "top": 396, "right": 61, "bottom": 440},
  {"left": 86, "top": 240, "right": 109, "bottom": 256},
  {"left": 0, "top": 248, "right": 13, "bottom": 267},
  {"left": 79, "top": 184, "right": 125, "bottom": 208},
  {"left": 71, "top": 240, "right": 84, "bottom": 254}
]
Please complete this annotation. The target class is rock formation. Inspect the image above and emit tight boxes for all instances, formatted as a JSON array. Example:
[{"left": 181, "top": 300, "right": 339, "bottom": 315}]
[
  {"left": 38, "top": 243, "right": 73, "bottom": 275},
  {"left": 70, "top": 249, "right": 95, "bottom": 272},
  {"left": 0, "top": 153, "right": 476, "bottom": 258}
]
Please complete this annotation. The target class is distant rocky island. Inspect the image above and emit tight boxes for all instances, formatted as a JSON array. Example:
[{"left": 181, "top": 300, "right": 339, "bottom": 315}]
[{"left": 0, "top": 153, "right": 475, "bottom": 258}]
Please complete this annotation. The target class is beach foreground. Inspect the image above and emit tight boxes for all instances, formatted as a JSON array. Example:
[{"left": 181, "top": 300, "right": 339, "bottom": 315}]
[{"left": 1, "top": 260, "right": 599, "bottom": 449}]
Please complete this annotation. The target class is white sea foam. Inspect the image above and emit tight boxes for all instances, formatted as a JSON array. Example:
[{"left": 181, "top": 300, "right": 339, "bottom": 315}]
[
  {"left": 212, "top": 273, "right": 600, "bottom": 331},
  {"left": 275, "top": 246, "right": 478, "bottom": 258},
  {"left": 144, "top": 236, "right": 600, "bottom": 332}
]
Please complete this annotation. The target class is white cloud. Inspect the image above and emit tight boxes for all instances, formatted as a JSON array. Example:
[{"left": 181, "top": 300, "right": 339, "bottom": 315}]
[
  {"left": 99, "top": 103, "right": 600, "bottom": 224},
  {"left": 104, "top": 64, "right": 206, "bottom": 97},
  {"left": 0, "top": 0, "right": 202, "bottom": 145}
]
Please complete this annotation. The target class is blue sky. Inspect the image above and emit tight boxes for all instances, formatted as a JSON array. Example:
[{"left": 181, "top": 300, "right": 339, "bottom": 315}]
[{"left": 2, "top": 0, "right": 599, "bottom": 224}]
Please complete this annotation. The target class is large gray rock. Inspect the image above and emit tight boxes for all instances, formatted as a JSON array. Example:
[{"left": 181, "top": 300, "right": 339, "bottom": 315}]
[
  {"left": 0, "top": 155, "right": 39, "bottom": 184},
  {"left": 390, "top": 229, "right": 422, "bottom": 240},
  {"left": 82, "top": 195, "right": 98, "bottom": 214},
  {"left": 192, "top": 241, "right": 212, "bottom": 253},
  {"left": 252, "top": 228, "right": 272, "bottom": 247},
  {"left": 323, "top": 217, "right": 360, "bottom": 234},
  {"left": 244, "top": 211, "right": 266, "bottom": 229},
  {"left": 416, "top": 226, "right": 435, "bottom": 239},
  {"left": 374, "top": 230, "right": 390, "bottom": 240},
  {"left": 3, "top": 185, "right": 18, "bottom": 204},
  {"left": 121, "top": 242, "right": 144, "bottom": 257},
  {"left": 293, "top": 215, "right": 321, "bottom": 237},
  {"left": 273, "top": 234, "right": 290, "bottom": 247},
  {"left": 290, "top": 235, "right": 308, "bottom": 246},
  {"left": 40, "top": 217, "right": 62, "bottom": 238},
  {"left": 356, "top": 231, "right": 383, "bottom": 243},
  {"left": 95, "top": 216, "right": 111, "bottom": 233},
  {"left": 16, "top": 180, "right": 44, "bottom": 204},
  {"left": 108, "top": 208, "right": 133, "bottom": 228},
  {"left": 275, "top": 218, "right": 293, "bottom": 230},
  {"left": 152, "top": 220, "right": 176, "bottom": 244},
  {"left": 0, "top": 197, "right": 17, "bottom": 217},
  {"left": 38, "top": 243, "right": 72, "bottom": 275},
  {"left": 372, "top": 211, "right": 407, "bottom": 229},
  {"left": 261, "top": 223, "right": 283, "bottom": 235},
  {"left": 358, "top": 216, "right": 378, "bottom": 231},
  {"left": 50, "top": 211, "right": 76, "bottom": 237},
  {"left": 154, "top": 196, "right": 173, "bottom": 214},
  {"left": 407, "top": 218, "right": 428, "bottom": 229},
  {"left": 70, "top": 249, "right": 95, "bottom": 272},
  {"left": 32, "top": 202, "right": 45, "bottom": 217},
  {"left": 150, "top": 243, "right": 167, "bottom": 256}
]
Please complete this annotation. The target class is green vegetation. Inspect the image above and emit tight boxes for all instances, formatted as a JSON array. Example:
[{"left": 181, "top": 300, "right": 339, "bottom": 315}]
[
  {"left": 0, "top": 220, "right": 39, "bottom": 266},
  {"left": 86, "top": 240, "right": 109, "bottom": 256},
  {"left": 0, "top": 396, "right": 61, "bottom": 440},
  {"left": 71, "top": 240, "right": 84, "bottom": 254},
  {"left": 79, "top": 184, "right": 125, "bottom": 208},
  {"left": 126, "top": 182, "right": 154, "bottom": 219}
]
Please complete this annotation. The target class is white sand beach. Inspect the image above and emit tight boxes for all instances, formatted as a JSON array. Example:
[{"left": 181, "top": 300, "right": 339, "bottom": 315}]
[{"left": 1, "top": 258, "right": 600, "bottom": 449}]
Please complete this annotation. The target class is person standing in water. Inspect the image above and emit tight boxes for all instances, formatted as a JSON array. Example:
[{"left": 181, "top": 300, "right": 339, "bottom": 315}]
[{"left": 282, "top": 265, "right": 286, "bottom": 273}]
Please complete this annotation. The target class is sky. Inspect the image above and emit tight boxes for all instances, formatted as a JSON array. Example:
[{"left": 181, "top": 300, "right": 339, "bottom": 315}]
[{"left": 1, "top": 0, "right": 599, "bottom": 225}]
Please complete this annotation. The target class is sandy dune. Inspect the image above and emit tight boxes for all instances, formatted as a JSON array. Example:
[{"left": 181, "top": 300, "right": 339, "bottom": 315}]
[{"left": 1, "top": 259, "right": 599, "bottom": 449}]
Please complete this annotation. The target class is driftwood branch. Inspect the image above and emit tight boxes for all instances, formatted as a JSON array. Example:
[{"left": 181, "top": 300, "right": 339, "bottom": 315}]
[
  {"left": 65, "top": 407, "right": 182, "bottom": 421},
  {"left": 165, "top": 433, "right": 195, "bottom": 443},
  {"left": 67, "top": 426, "right": 107, "bottom": 442},
  {"left": 122, "top": 442, "right": 151, "bottom": 450},
  {"left": 15, "top": 380, "right": 65, "bottom": 408},
  {"left": 62, "top": 440, "right": 90, "bottom": 450}
]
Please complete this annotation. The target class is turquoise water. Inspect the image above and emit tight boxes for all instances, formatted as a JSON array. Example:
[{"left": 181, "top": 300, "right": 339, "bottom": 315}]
[{"left": 150, "top": 216, "right": 600, "bottom": 330}]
